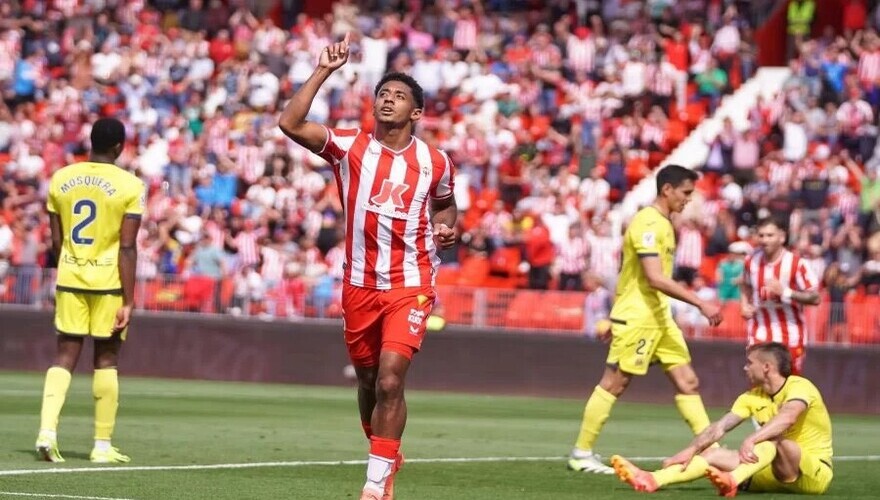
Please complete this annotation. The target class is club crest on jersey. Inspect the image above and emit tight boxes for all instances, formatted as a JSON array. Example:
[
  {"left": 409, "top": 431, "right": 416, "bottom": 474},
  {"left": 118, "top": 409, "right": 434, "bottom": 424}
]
[{"left": 365, "top": 179, "right": 411, "bottom": 219}]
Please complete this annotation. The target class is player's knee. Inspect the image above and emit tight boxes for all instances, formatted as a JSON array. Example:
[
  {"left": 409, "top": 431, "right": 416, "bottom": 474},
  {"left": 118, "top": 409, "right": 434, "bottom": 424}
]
[
  {"left": 354, "top": 366, "right": 378, "bottom": 391},
  {"left": 375, "top": 373, "right": 404, "bottom": 402},
  {"left": 681, "top": 375, "right": 700, "bottom": 394},
  {"left": 93, "top": 350, "right": 119, "bottom": 370},
  {"left": 673, "top": 369, "right": 700, "bottom": 394},
  {"left": 599, "top": 367, "right": 631, "bottom": 396}
]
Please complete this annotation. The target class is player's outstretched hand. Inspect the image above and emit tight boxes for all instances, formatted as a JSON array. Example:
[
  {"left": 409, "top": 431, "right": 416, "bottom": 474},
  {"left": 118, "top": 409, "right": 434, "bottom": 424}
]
[
  {"left": 113, "top": 304, "right": 133, "bottom": 334},
  {"left": 318, "top": 32, "right": 351, "bottom": 71},
  {"left": 434, "top": 223, "right": 456, "bottom": 249},
  {"left": 740, "top": 303, "right": 756, "bottom": 320},
  {"left": 700, "top": 301, "right": 723, "bottom": 327}
]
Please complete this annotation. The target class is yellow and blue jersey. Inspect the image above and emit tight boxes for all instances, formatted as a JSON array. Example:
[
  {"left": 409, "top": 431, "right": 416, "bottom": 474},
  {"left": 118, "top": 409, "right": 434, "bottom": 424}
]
[{"left": 47, "top": 161, "right": 145, "bottom": 293}]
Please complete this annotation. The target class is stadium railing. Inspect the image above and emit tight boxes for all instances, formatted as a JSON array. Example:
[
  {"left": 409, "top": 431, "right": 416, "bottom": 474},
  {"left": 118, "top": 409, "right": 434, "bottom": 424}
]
[{"left": 0, "top": 266, "right": 877, "bottom": 345}]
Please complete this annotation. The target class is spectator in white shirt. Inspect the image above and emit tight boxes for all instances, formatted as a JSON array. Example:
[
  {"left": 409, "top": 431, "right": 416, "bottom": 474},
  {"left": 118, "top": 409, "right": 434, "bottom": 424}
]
[
  {"left": 782, "top": 111, "right": 809, "bottom": 162},
  {"left": 719, "top": 173, "right": 744, "bottom": 210},
  {"left": 248, "top": 64, "right": 280, "bottom": 109},
  {"left": 410, "top": 49, "right": 442, "bottom": 98},
  {"left": 359, "top": 28, "right": 388, "bottom": 89},
  {"left": 440, "top": 50, "right": 469, "bottom": 91}
]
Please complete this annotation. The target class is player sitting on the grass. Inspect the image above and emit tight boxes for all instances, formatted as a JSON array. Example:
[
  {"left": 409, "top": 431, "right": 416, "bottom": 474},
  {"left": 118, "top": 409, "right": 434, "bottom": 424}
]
[{"left": 611, "top": 342, "right": 833, "bottom": 496}]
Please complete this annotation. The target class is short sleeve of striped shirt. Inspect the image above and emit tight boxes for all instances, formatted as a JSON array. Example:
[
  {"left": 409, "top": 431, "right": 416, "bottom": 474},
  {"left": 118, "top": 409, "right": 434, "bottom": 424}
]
[
  {"left": 794, "top": 257, "right": 819, "bottom": 292},
  {"left": 318, "top": 126, "right": 360, "bottom": 165},
  {"left": 430, "top": 150, "right": 455, "bottom": 200}
]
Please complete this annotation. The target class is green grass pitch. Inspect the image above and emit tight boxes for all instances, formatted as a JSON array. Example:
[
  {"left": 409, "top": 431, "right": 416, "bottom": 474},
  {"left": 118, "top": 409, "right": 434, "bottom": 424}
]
[{"left": 0, "top": 371, "right": 878, "bottom": 499}]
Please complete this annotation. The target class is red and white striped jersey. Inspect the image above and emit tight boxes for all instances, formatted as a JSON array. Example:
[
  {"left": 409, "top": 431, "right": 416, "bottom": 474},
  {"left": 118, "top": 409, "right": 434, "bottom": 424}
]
[
  {"left": 204, "top": 220, "right": 226, "bottom": 249},
  {"left": 260, "top": 245, "right": 285, "bottom": 283},
  {"left": 833, "top": 189, "right": 859, "bottom": 223},
  {"left": 640, "top": 121, "right": 666, "bottom": 148},
  {"left": 858, "top": 50, "right": 880, "bottom": 86},
  {"left": 648, "top": 61, "right": 678, "bottom": 96},
  {"left": 767, "top": 160, "right": 794, "bottom": 186},
  {"left": 531, "top": 43, "right": 562, "bottom": 69},
  {"left": 743, "top": 249, "right": 819, "bottom": 350},
  {"left": 558, "top": 236, "right": 589, "bottom": 274},
  {"left": 674, "top": 225, "right": 703, "bottom": 269},
  {"left": 586, "top": 233, "right": 621, "bottom": 277},
  {"left": 234, "top": 230, "right": 260, "bottom": 268},
  {"left": 235, "top": 145, "right": 265, "bottom": 184},
  {"left": 565, "top": 35, "right": 596, "bottom": 74},
  {"left": 453, "top": 18, "right": 479, "bottom": 51},
  {"left": 319, "top": 127, "right": 455, "bottom": 289},
  {"left": 836, "top": 99, "right": 874, "bottom": 135},
  {"left": 613, "top": 121, "right": 638, "bottom": 149}
]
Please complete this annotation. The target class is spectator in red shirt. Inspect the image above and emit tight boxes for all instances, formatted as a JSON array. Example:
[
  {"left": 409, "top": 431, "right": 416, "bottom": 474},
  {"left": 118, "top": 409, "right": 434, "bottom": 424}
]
[{"left": 524, "top": 218, "right": 555, "bottom": 290}]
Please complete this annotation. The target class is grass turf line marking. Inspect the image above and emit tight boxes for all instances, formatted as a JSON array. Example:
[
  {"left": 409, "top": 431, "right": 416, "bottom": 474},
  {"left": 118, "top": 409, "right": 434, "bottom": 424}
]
[
  {"left": 0, "top": 455, "right": 878, "bottom": 476},
  {"left": 0, "top": 492, "right": 134, "bottom": 500}
]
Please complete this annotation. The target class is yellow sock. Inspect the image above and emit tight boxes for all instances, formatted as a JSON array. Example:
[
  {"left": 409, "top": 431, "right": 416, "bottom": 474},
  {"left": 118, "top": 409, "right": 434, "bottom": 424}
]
[
  {"left": 651, "top": 455, "right": 710, "bottom": 487},
  {"left": 675, "top": 394, "right": 712, "bottom": 435},
  {"left": 574, "top": 386, "right": 617, "bottom": 451},
  {"left": 40, "top": 367, "right": 72, "bottom": 432},
  {"left": 731, "top": 441, "right": 777, "bottom": 485},
  {"left": 93, "top": 368, "right": 119, "bottom": 441}
]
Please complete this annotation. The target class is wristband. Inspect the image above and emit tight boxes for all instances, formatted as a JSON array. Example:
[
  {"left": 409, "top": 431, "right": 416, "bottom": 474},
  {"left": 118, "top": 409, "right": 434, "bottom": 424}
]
[{"left": 781, "top": 288, "right": 793, "bottom": 304}]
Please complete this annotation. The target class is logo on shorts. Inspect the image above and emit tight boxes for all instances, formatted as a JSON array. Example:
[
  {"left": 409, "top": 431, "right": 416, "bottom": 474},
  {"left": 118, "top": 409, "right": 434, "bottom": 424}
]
[{"left": 407, "top": 308, "right": 425, "bottom": 335}]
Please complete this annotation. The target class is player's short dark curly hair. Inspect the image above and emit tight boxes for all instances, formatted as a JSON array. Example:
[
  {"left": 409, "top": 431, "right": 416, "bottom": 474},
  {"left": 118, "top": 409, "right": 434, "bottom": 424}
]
[
  {"left": 374, "top": 72, "right": 425, "bottom": 109},
  {"left": 90, "top": 117, "right": 126, "bottom": 153}
]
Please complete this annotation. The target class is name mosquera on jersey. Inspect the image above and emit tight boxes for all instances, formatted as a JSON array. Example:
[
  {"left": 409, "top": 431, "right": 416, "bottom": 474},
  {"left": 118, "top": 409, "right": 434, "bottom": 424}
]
[
  {"left": 57, "top": 175, "right": 118, "bottom": 197},
  {"left": 48, "top": 162, "right": 145, "bottom": 293}
]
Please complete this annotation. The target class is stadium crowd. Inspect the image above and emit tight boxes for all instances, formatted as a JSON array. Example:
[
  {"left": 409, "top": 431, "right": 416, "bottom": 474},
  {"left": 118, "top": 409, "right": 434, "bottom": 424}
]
[{"left": 1, "top": 0, "right": 880, "bottom": 337}]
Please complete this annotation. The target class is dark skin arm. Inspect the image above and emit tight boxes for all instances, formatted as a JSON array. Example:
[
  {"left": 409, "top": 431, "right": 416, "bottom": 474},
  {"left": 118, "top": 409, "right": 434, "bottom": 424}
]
[
  {"left": 278, "top": 33, "right": 351, "bottom": 153},
  {"left": 49, "top": 213, "right": 62, "bottom": 265},
  {"left": 114, "top": 216, "right": 141, "bottom": 333},
  {"left": 431, "top": 195, "right": 457, "bottom": 249}
]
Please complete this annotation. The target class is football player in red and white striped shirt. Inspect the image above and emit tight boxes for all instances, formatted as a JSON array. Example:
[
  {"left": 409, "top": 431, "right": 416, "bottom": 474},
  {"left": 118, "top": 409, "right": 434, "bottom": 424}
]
[
  {"left": 740, "top": 217, "right": 820, "bottom": 375},
  {"left": 278, "top": 33, "right": 456, "bottom": 500}
]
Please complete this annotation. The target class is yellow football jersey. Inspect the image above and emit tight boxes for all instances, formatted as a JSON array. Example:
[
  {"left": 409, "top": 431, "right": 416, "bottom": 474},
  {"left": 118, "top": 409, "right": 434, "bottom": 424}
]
[
  {"left": 731, "top": 388, "right": 779, "bottom": 427},
  {"left": 610, "top": 206, "right": 676, "bottom": 329},
  {"left": 731, "top": 376, "right": 833, "bottom": 462},
  {"left": 47, "top": 162, "right": 145, "bottom": 293}
]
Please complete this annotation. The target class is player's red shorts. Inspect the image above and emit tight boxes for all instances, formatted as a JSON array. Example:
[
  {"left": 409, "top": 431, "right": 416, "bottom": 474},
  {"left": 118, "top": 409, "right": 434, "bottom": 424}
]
[
  {"left": 342, "top": 283, "right": 436, "bottom": 367},
  {"left": 789, "top": 345, "right": 805, "bottom": 375}
]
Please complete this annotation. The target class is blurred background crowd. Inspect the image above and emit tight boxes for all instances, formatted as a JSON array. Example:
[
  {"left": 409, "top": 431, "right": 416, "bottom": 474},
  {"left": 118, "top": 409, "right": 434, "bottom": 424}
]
[{"left": 2, "top": 0, "right": 880, "bottom": 341}]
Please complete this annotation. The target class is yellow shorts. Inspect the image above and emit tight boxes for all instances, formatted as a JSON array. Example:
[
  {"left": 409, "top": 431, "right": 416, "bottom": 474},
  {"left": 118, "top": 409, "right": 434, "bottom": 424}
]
[
  {"left": 746, "top": 452, "right": 833, "bottom": 495},
  {"left": 606, "top": 322, "right": 691, "bottom": 375},
  {"left": 55, "top": 291, "right": 127, "bottom": 340}
]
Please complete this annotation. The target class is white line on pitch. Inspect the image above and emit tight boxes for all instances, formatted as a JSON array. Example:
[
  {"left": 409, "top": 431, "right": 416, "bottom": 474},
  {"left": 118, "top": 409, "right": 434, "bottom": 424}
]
[
  {"left": 0, "top": 492, "right": 134, "bottom": 500},
  {"left": 0, "top": 455, "right": 877, "bottom": 477}
]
